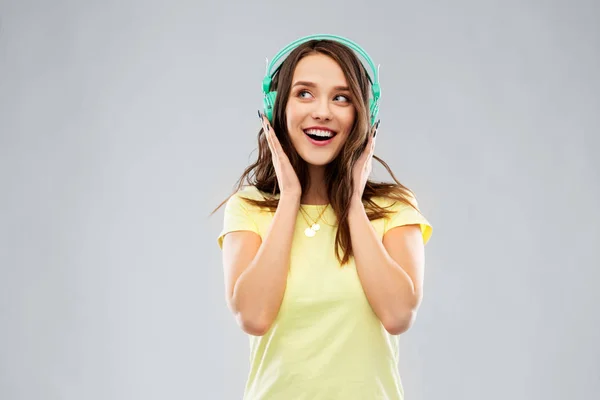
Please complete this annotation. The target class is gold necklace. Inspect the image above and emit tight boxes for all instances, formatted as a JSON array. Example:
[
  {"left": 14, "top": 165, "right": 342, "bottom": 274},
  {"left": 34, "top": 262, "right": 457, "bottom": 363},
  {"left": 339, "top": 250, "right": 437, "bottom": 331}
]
[{"left": 299, "top": 204, "right": 328, "bottom": 237}]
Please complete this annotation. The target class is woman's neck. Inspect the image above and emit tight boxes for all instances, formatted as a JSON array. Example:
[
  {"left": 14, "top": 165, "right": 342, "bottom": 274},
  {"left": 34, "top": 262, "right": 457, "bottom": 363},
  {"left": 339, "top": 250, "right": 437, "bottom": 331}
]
[{"left": 301, "top": 165, "right": 329, "bottom": 205}]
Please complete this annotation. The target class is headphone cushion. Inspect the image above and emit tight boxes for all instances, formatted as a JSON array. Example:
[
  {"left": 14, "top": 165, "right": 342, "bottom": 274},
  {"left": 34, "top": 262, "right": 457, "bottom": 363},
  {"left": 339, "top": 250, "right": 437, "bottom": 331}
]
[{"left": 263, "top": 91, "right": 277, "bottom": 122}]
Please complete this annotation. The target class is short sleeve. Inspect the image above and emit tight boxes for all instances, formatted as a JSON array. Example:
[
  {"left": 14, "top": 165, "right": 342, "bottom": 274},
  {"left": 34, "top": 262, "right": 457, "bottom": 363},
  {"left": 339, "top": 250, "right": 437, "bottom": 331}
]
[
  {"left": 383, "top": 195, "right": 433, "bottom": 245},
  {"left": 217, "top": 193, "right": 261, "bottom": 250}
]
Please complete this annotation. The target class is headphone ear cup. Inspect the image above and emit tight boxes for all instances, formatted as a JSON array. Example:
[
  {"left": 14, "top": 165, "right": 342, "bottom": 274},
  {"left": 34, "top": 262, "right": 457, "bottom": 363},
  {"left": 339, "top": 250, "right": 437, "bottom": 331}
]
[{"left": 263, "top": 91, "right": 277, "bottom": 123}]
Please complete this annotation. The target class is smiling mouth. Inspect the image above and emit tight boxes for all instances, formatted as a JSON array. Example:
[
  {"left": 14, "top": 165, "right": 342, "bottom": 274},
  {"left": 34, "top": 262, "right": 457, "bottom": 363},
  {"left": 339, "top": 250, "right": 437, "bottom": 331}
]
[{"left": 303, "top": 129, "right": 337, "bottom": 142}]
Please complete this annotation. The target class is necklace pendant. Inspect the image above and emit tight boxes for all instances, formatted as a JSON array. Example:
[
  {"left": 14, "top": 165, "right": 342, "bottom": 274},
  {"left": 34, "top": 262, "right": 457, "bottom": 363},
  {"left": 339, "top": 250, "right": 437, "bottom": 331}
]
[
  {"left": 304, "top": 227, "right": 316, "bottom": 237},
  {"left": 311, "top": 223, "right": 320, "bottom": 231}
]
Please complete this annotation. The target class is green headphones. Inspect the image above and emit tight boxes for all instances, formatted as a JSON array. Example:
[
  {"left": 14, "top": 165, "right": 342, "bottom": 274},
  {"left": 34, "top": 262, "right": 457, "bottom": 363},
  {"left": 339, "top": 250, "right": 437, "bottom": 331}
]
[{"left": 262, "top": 34, "right": 381, "bottom": 126}]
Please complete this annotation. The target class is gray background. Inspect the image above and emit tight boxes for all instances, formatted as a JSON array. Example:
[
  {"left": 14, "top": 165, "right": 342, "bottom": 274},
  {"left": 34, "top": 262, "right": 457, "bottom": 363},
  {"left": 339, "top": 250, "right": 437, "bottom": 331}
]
[{"left": 1, "top": 0, "right": 599, "bottom": 399}]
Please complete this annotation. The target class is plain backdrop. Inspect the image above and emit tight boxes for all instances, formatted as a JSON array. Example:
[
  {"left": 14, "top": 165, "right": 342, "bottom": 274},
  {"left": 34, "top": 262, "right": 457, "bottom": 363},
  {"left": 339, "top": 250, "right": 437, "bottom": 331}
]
[{"left": 1, "top": 0, "right": 599, "bottom": 399}]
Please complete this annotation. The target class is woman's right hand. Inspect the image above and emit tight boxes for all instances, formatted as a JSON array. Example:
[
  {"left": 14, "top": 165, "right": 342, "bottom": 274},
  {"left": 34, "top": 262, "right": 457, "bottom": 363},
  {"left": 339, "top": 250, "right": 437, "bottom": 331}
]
[{"left": 259, "top": 111, "right": 302, "bottom": 199}]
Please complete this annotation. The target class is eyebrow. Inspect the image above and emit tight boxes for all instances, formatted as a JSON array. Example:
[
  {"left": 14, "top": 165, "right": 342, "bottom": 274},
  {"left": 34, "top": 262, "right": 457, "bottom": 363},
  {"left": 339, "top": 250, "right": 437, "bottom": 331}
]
[{"left": 292, "top": 81, "right": 350, "bottom": 91}]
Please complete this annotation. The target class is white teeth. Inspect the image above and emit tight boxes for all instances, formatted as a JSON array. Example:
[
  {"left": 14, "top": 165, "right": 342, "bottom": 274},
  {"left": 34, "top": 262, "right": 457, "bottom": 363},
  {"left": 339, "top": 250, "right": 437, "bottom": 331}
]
[{"left": 304, "top": 129, "right": 335, "bottom": 138}]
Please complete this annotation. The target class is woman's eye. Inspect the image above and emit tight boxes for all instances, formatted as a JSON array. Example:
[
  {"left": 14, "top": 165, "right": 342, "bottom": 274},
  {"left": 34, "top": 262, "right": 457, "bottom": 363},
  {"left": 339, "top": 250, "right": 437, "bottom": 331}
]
[{"left": 297, "top": 90, "right": 350, "bottom": 103}]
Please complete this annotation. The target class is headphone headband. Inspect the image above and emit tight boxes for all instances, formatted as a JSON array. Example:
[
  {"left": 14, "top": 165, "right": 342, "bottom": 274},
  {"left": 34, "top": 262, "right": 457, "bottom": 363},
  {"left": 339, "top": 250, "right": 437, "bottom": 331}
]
[{"left": 262, "top": 34, "right": 381, "bottom": 125}]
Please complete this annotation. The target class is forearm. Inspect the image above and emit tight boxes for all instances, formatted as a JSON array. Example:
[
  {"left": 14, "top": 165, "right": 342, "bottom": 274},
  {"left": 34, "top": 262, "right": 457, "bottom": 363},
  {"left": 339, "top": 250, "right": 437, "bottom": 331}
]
[
  {"left": 348, "top": 196, "right": 418, "bottom": 333},
  {"left": 232, "top": 194, "right": 300, "bottom": 331}
]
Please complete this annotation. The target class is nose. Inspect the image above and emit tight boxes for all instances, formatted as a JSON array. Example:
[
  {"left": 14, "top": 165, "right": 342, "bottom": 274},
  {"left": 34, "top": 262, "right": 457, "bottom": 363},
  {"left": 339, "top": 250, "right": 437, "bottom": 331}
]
[{"left": 311, "top": 98, "right": 333, "bottom": 121}]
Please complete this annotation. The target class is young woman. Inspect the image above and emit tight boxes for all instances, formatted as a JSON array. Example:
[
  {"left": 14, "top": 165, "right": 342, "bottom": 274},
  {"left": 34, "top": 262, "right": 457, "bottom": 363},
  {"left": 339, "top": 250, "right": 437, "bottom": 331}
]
[{"left": 214, "top": 34, "right": 433, "bottom": 399}]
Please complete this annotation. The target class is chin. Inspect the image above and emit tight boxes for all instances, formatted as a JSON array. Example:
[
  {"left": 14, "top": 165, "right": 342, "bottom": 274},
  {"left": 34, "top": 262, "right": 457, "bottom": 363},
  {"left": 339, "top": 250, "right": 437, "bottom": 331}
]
[
  {"left": 304, "top": 159, "right": 333, "bottom": 167},
  {"left": 298, "top": 152, "right": 337, "bottom": 167}
]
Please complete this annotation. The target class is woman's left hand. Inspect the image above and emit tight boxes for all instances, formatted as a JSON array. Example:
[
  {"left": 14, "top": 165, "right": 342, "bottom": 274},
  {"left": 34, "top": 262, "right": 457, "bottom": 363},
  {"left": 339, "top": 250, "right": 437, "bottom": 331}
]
[{"left": 352, "top": 120, "right": 380, "bottom": 200}]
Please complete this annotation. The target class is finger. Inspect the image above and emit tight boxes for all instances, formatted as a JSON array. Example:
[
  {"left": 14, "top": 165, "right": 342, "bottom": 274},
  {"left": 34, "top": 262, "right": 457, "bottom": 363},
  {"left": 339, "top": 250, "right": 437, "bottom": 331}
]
[
  {"left": 367, "top": 149, "right": 375, "bottom": 169},
  {"left": 263, "top": 124, "right": 276, "bottom": 156},
  {"left": 360, "top": 132, "right": 373, "bottom": 160},
  {"left": 271, "top": 130, "right": 285, "bottom": 158},
  {"left": 372, "top": 119, "right": 380, "bottom": 138},
  {"left": 262, "top": 123, "right": 272, "bottom": 151},
  {"left": 366, "top": 134, "right": 376, "bottom": 166},
  {"left": 265, "top": 130, "right": 276, "bottom": 159},
  {"left": 371, "top": 132, "right": 376, "bottom": 153},
  {"left": 263, "top": 119, "right": 286, "bottom": 158},
  {"left": 370, "top": 121, "right": 378, "bottom": 152},
  {"left": 260, "top": 116, "right": 277, "bottom": 156}
]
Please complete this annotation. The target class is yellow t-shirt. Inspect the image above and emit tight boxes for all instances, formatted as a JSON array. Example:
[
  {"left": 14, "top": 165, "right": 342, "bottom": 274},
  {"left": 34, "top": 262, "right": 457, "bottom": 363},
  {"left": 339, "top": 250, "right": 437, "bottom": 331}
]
[{"left": 217, "top": 186, "right": 432, "bottom": 400}]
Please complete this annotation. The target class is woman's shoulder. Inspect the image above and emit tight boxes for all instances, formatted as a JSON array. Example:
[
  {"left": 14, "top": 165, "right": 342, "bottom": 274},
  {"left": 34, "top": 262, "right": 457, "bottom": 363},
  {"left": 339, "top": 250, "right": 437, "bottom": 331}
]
[
  {"left": 369, "top": 190, "right": 419, "bottom": 210},
  {"left": 234, "top": 185, "right": 273, "bottom": 201},
  {"left": 227, "top": 186, "right": 277, "bottom": 215}
]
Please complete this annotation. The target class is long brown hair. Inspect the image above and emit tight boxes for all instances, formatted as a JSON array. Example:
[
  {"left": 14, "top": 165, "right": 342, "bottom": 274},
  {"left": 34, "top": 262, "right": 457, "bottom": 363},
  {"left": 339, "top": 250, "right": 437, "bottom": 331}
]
[{"left": 212, "top": 39, "right": 417, "bottom": 266}]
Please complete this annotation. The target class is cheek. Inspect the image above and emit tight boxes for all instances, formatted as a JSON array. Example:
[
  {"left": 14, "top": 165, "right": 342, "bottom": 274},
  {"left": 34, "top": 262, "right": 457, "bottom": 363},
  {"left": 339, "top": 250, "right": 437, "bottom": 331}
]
[
  {"left": 336, "top": 132, "right": 350, "bottom": 146},
  {"left": 339, "top": 107, "right": 355, "bottom": 127},
  {"left": 285, "top": 105, "right": 299, "bottom": 131}
]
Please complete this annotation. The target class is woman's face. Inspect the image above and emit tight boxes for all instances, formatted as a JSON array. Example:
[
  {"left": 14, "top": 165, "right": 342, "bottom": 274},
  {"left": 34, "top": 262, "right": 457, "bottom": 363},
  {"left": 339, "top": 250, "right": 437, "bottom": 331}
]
[{"left": 285, "top": 53, "right": 356, "bottom": 166}]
